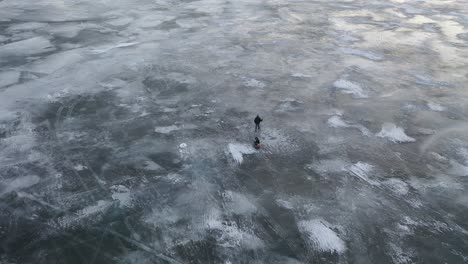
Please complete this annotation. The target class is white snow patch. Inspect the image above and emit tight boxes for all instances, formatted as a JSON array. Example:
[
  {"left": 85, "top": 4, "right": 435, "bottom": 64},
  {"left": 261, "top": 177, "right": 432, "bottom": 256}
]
[
  {"left": 327, "top": 115, "right": 348, "bottom": 128},
  {"left": 292, "top": 73, "right": 312, "bottom": 78},
  {"left": 111, "top": 185, "right": 133, "bottom": 208},
  {"left": 384, "top": 178, "right": 409, "bottom": 195},
  {"left": 377, "top": 123, "right": 415, "bottom": 143},
  {"left": 154, "top": 125, "right": 179, "bottom": 134},
  {"left": 345, "top": 162, "right": 381, "bottom": 186},
  {"left": 178, "top": 142, "right": 190, "bottom": 159},
  {"left": 427, "top": 102, "right": 446, "bottom": 112},
  {"left": 327, "top": 116, "right": 371, "bottom": 136},
  {"left": 73, "top": 164, "right": 87, "bottom": 171},
  {"left": 333, "top": 79, "right": 368, "bottom": 98},
  {"left": 243, "top": 78, "right": 266, "bottom": 88},
  {"left": 276, "top": 199, "right": 294, "bottom": 209},
  {"left": 205, "top": 209, "right": 264, "bottom": 249},
  {"left": 0, "top": 36, "right": 55, "bottom": 57},
  {"left": 298, "top": 219, "right": 346, "bottom": 253},
  {"left": 228, "top": 143, "right": 256, "bottom": 164},
  {"left": 0, "top": 175, "right": 40, "bottom": 196},
  {"left": 0, "top": 71, "right": 20, "bottom": 87}
]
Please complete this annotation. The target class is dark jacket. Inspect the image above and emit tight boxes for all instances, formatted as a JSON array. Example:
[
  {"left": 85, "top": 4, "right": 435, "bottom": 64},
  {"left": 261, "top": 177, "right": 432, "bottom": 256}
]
[{"left": 254, "top": 116, "right": 263, "bottom": 124}]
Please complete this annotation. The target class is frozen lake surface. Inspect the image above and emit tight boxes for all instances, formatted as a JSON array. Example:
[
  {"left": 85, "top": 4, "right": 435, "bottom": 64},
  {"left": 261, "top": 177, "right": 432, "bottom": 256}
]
[{"left": 1, "top": 0, "right": 468, "bottom": 263}]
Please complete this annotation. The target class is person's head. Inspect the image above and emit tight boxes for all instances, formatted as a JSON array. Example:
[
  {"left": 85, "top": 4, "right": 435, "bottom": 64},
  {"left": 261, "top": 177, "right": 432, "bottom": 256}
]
[{"left": 255, "top": 137, "right": 259, "bottom": 141}]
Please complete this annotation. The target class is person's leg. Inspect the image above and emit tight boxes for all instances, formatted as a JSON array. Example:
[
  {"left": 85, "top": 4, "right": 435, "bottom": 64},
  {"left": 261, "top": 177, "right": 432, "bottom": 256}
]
[{"left": 255, "top": 123, "right": 259, "bottom": 131}]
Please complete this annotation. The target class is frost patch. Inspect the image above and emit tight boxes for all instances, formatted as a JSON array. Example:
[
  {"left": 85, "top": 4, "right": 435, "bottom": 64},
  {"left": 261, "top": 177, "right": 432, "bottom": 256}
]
[
  {"left": 333, "top": 79, "right": 368, "bottom": 98},
  {"left": 377, "top": 123, "right": 415, "bottom": 143},
  {"left": 228, "top": 143, "right": 256, "bottom": 164},
  {"left": 298, "top": 219, "right": 346, "bottom": 253}
]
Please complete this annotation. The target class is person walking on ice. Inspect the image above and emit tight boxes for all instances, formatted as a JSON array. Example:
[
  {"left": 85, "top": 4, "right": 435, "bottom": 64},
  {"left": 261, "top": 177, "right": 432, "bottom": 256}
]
[{"left": 254, "top": 115, "right": 263, "bottom": 132}]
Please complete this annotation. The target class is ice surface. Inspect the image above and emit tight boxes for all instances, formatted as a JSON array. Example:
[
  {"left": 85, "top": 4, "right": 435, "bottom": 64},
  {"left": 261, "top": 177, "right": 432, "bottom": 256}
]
[
  {"left": 377, "top": 123, "right": 416, "bottom": 143},
  {"left": 0, "top": 71, "right": 20, "bottom": 87},
  {"left": 299, "top": 219, "right": 346, "bottom": 253},
  {"left": 345, "top": 162, "right": 381, "bottom": 186},
  {"left": 1, "top": 0, "right": 468, "bottom": 263},
  {"left": 0, "top": 36, "right": 55, "bottom": 58},
  {"left": 22, "top": 49, "right": 84, "bottom": 74},
  {"left": 0, "top": 175, "right": 40, "bottom": 196}
]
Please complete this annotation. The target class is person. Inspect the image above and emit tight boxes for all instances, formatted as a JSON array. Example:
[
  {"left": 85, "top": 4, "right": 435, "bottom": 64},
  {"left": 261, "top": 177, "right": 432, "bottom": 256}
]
[
  {"left": 254, "top": 137, "right": 260, "bottom": 149},
  {"left": 254, "top": 115, "right": 263, "bottom": 131}
]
